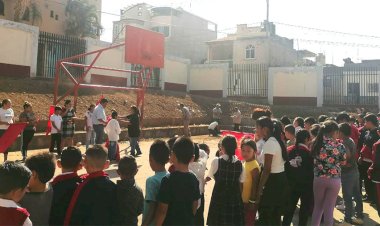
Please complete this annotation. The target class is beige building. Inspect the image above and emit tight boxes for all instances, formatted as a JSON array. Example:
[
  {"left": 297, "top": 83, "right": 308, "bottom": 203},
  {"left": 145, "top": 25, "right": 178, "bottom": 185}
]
[
  {"left": 113, "top": 3, "right": 217, "bottom": 64},
  {"left": 207, "top": 22, "right": 298, "bottom": 67},
  {"left": 0, "top": 0, "right": 101, "bottom": 36}
]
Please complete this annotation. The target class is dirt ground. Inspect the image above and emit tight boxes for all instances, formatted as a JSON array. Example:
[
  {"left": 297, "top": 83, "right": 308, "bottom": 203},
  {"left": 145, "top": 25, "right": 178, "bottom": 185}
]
[{"left": 2, "top": 135, "right": 379, "bottom": 225}]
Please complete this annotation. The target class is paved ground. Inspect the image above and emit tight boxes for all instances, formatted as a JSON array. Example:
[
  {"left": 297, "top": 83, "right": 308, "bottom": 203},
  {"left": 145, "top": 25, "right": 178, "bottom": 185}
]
[{"left": 2, "top": 135, "right": 380, "bottom": 225}]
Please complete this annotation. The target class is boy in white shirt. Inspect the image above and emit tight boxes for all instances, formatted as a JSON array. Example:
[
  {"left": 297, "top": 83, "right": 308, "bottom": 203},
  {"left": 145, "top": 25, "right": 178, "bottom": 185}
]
[
  {"left": 85, "top": 104, "right": 95, "bottom": 150},
  {"left": 0, "top": 99, "right": 14, "bottom": 161},
  {"left": 105, "top": 111, "right": 121, "bottom": 161},
  {"left": 50, "top": 106, "right": 63, "bottom": 156}
]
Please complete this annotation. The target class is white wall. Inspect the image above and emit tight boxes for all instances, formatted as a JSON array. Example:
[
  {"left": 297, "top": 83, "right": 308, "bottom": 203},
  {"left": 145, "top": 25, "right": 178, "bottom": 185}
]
[
  {"left": 268, "top": 66, "right": 323, "bottom": 106},
  {"left": 0, "top": 20, "right": 39, "bottom": 77},
  {"left": 85, "top": 38, "right": 130, "bottom": 84},
  {"left": 162, "top": 56, "right": 190, "bottom": 88},
  {"left": 189, "top": 63, "right": 229, "bottom": 97}
]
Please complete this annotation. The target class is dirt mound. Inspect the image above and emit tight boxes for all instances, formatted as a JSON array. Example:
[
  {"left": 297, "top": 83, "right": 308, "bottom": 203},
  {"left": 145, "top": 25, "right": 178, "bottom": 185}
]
[{"left": 0, "top": 78, "right": 262, "bottom": 121}]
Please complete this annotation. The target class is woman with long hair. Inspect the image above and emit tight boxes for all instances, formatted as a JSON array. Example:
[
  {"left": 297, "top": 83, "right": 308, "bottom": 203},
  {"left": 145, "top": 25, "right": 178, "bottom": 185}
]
[
  {"left": 0, "top": 99, "right": 14, "bottom": 161},
  {"left": 19, "top": 101, "right": 37, "bottom": 161},
  {"left": 61, "top": 100, "right": 76, "bottom": 149},
  {"left": 126, "top": 105, "right": 142, "bottom": 156},
  {"left": 282, "top": 130, "right": 313, "bottom": 226},
  {"left": 255, "top": 117, "right": 288, "bottom": 226},
  {"left": 311, "top": 120, "right": 346, "bottom": 226}
]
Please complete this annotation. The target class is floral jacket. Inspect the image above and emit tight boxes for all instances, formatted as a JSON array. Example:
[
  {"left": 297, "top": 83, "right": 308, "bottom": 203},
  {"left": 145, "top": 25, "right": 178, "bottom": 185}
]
[{"left": 314, "top": 136, "right": 347, "bottom": 178}]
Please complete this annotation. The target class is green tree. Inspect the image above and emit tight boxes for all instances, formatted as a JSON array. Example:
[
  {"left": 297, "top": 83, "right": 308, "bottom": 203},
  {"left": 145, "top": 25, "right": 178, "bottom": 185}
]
[
  {"left": 14, "top": 0, "right": 41, "bottom": 25},
  {"left": 14, "top": 0, "right": 29, "bottom": 22},
  {"left": 65, "top": 0, "right": 103, "bottom": 38}
]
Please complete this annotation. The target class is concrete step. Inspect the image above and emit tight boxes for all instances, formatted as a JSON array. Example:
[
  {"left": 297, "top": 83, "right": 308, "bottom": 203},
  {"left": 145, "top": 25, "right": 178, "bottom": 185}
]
[{"left": 9, "top": 125, "right": 209, "bottom": 151}]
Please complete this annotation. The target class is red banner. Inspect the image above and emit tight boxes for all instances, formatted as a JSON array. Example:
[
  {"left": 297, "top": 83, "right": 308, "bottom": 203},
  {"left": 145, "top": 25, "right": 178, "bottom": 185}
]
[
  {"left": 0, "top": 123, "right": 28, "bottom": 153},
  {"left": 221, "top": 130, "right": 255, "bottom": 160}
]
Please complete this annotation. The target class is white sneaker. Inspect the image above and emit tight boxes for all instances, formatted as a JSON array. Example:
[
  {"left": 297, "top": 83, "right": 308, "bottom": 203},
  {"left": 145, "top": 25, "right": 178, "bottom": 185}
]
[{"left": 336, "top": 203, "right": 345, "bottom": 211}]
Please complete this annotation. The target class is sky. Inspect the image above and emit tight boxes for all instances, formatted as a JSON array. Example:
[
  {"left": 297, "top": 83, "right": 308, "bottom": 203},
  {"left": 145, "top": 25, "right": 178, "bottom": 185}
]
[{"left": 100, "top": 0, "right": 380, "bottom": 66}]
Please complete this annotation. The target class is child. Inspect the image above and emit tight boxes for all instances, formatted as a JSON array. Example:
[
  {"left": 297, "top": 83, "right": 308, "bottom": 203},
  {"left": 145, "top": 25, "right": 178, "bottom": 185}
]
[
  {"left": 241, "top": 138, "right": 260, "bottom": 226},
  {"left": 142, "top": 139, "right": 170, "bottom": 226},
  {"left": 207, "top": 135, "right": 245, "bottom": 226},
  {"left": 208, "top": 121, "right": 220, "bottom": 137},
  {"left": 155, "top": 137, "right": 200, "bottom": 226},
  {"left": 304, "top": 117, "right": 317, "bottom": 131},
  {"left": 116, "top": 156, "right": 144, "bottom": 226},
  {"left": 0, "top": 162, "right": 32, "bottom": 226},
  {"left": 189, "top": 144, "right": 209, "bottom": 226},
  {"left": 167, "top": 136, "right": 178, "bottom": 173},
  {"left": 0, "top": 99, "right": 14, "bottom": 161},
  {"left": 85, "top": 104, "right": 95, "bottom": 150},
  {"left": 64, "top": 145, "right": 118, "bottom": 225},
  {"left": 50, "top": 106, "right": 63, "bottom": 156},
  {"left": 338, "top": 123, "right": 363, "bottom": 225},
  {"left": 105, "top": 110, "right": 121, "bottom": 161},
  {"left": 282, "top": 130, "right": 313, "bottom": 226},
  {"left": 198, "top": 143, "right": 210, "bottom": 156},
  {"left": 284, "top": 125, "right": 296, "bottom": 147},
  {"left": 369, "top": 127, "right": 380, "bottom": 218},
  {"left": 20, "top": 152, "right": 56, "bottom": 226},
  {"left": 50, "top": 147, "right": 83, "bottom": 226},
  {"left": 293, "top": 117, "right": 304, "bottom": 133}
]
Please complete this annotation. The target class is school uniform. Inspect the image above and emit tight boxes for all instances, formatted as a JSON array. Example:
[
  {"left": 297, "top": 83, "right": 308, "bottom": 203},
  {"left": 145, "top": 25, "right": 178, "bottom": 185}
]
[
  {"left": 50, "top": 114, "right": 62, "bottom": 155},
  {"left": 50, "top": 172, "right": 82, "bottom": 226},
  {"left": 370, "top": 140, "right": 380, "bottom": 217},
  {"left": 0, "top": 198, "right": 32, "bottom": 226},
  {"left": 207, "top": 155, "right": 245, "bottom": 226},
  {"left": 64, "top": 171, "right": 118, "bottom": 226},
  {"left": 283, "top": 144, "right": 313, "bottom": 226}
]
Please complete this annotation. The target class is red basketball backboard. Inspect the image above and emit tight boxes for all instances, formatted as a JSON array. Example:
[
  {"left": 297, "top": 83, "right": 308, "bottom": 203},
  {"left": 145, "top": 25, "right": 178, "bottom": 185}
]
[{"left": 125, "top": 25, "right": 165, "bottom": 68}]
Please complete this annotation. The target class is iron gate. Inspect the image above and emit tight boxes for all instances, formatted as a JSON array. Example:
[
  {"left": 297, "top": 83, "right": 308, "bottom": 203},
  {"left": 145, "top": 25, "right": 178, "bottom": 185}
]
[
  {"left": 37, "top": 32, "right": 86, "bottom": 78},
  {"left": 323, "top": 66, "right": 380, "bottom": 106},
  {"left": 228, "top": 64, "right": 268, "bottom": 97}
]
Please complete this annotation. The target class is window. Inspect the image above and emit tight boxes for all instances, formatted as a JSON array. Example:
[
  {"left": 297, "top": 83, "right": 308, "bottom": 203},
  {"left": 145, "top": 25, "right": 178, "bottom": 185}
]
[
  {"left": 138, "top": 6, "right": 142, "bottom": 11},
  {"left": 0, "top": 0, "right": 4, "bottom": 16},
  {"left": 50, "top": 10, "right": 54, "bottom": 18},
  {"left": 22, "top": 7, "right": 30, "bottom": 21},
  {"left": 246, "top": 45, "right": 255, "bottom": 59},
  {"left": 138, "top": 12, "right": 142, "bottom": 16},
  {"left": 55, "top": 14, "right": 58, "bottom": 20},
  {"left": 152, "top": 26, "right": 170, "bottom": 37},
  {"left": 368, "top": 83, "right": 379, "bottom": 93}
]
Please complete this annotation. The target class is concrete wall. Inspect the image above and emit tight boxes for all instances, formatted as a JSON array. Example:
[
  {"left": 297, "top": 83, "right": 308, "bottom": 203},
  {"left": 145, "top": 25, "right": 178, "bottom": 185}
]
[
  {"left": 0, "top": 19, "right": 38, "bottom": 77},
  {"left": 268, "top": 66, "right": 323, "bottom": 107},
  {"left": 162, "top": 56, "right": 190, "bottom": 92},
  {"left": 85, "top": 38, "right": 131, "bottom": 85},
  {"left": 189, "top": 63, "right": 228, "bottom": 98}
]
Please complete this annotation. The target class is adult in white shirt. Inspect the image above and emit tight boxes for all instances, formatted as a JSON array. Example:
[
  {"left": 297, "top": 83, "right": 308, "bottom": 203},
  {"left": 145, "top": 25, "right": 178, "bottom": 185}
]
[
  {"left": 84, "top": 104, "right": 96, "bottom": 150},
  {"left": 179, "top": 103, "right": 191, "bottom": 137},
  {"left": 208, "top": 121, "right": 219, "bottom": 137},
  {"left": 93, "top": 98, "right": 108, "bottom": 144},
  {"left": 105, "top": 111, "right": 121, "bottom": 161},
  {"left": 212, "top": 104, "right": 222, "bottom": 123},
  {"left": 0, "top": 99, "right": 14, "bottom": 161},
  {"left": 231, "top": 107, "right": 242, "bottom": 131},
  {"left": 254, "top": 117, "right": 288, "bottom": 225}
]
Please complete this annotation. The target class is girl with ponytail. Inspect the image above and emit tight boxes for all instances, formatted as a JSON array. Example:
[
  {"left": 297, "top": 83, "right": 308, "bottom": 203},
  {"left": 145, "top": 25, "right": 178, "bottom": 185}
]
[
  {"left": 283, "top": 130, "right": 313, "bottom": 226},
  {"left": 207, "top": 135, "right": 245, "bottom": 226},
  {"left": 311, "top": 120, "right": 347, "bottom": 226},
  {"left": 254, "top": 117, "right": 288, "bottom": 226}
]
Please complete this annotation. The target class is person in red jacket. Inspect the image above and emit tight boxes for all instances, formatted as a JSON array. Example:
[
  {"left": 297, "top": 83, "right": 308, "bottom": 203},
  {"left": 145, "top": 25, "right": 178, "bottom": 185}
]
[
  {"left": 359, "top": 114, "right": 379, "bottom": 205},
  {"left": 368, "top": 127, "right": 380, "bottom": 218},
  {"left": 0, "top": 161, "right": 32, "bottom": 226}
]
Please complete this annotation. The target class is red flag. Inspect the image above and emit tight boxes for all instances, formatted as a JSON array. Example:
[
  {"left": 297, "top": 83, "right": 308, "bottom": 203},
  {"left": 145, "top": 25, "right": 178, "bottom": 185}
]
[
  {"left": 0, "top": 123, "right": 28, "bottom": 153},
  {"left": 45, "top": 105, "right": 55, "bottom": 136},
  {"left": 221, "top": 130, "right": 255, "bottom": 160}
]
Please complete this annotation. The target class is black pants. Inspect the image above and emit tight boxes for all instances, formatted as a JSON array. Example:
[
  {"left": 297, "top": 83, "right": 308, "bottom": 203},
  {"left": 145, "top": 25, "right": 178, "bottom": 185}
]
[
  {"left": 194, "top": 194, "right": 205, "bottom": 226},
  {"left": 93, "top": 124, "right": 105, "bottom": 144},
  {"left": 209, "top": 129, "right": 219, "bottom": 137},
  {"left": 234, "top": 124, "right": 240, "bottom": 131},
  {"left": 0, "top": 130, "right": 8, "bottom": 156},
  {"left": 21, "top": 130, "right": 35, "bottom": 158},
  {"left": 282, "top": 188, "right": 313, "bottom": 226},
  {"left": 50, "top": 133, "right": 62, "bottom": 155},
  {"left": 359, "top": 161, "right": 376, "bottom": 203},
  {"left": 257, "top": 206, "right": 282, "bottom": 226}
]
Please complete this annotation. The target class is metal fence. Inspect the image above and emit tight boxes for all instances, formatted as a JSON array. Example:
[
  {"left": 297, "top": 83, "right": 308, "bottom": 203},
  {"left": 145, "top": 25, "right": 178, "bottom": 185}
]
[
  {"left": 130, "top": 65, "right": 161, "bottom": 89},
  {"left": 227, "top": 63, "right": 268, "bottom": 97},
  {"left": 323, "top": 66, "right": 380, "bottom": 106},
  {"left": 37, "top": 32, "right": 86, "bottom": 78}
]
